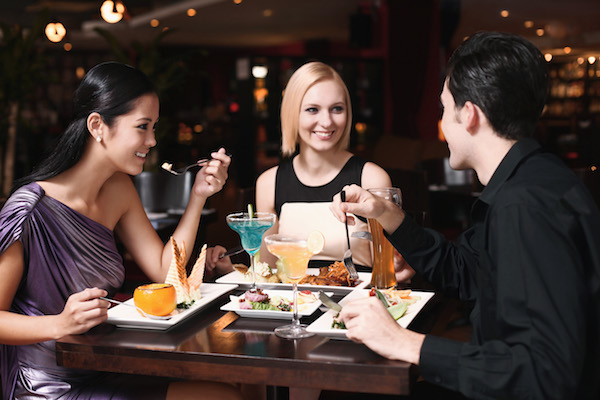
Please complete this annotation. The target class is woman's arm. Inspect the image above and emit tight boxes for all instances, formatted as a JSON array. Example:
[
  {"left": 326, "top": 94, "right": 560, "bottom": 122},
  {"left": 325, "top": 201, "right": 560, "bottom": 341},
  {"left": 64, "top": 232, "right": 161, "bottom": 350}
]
[
  {"left": 361, "top": 162, "right": 392, "bottom": 189},
  {"left": 0, "top": 242, "right": 109, "bottom": 345},
  {"left": 117, "top": 149, "right": 230, "bottom": 282},
  {"left": 255, "top": 166, "right": 279, "bottom": 267}
]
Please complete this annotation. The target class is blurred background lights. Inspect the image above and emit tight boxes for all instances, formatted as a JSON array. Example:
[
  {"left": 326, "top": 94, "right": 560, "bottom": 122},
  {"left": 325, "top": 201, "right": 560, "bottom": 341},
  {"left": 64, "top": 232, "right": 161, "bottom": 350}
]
[
  {"left": 589, "top": 56, "right": 597, "bottom": 64},
  {"left": 45, "top": 22, "right": 66, "bottom": 43},
  {"left": 252, "top": 65, "right": 268, "bottom": 79},
  {"left": 187, "top": 8, "right": 196, "bottom": 17},
  {"left": 578, "top": 57, "right": 585, "bottom": 64},
  {"left": 63, "top": 42, "right": 72, "bottom": 51},
  {"left": 563, "top": 46, "right": 572, "bottom": 54},
  {"left": 233, "top": 0, "right": 243, "bottom": 4},
  {"left": 150, "top": 19, "right": 160, "bottom": 27},
  {"left": 544, "top": 53, "right": 553, "bottom": 62},
  {"left": 524, "top": 20, "right": 534, "bottom": 28},
  {"left": 263, "top": 9, "right": 273, "bottom": 17},
  {"left": 500, "top": 10, "right": 509, "bottom": 18},
  {"left": 75, "top": 66, "right": 86, "bottom": 80},
  {"left": 536, "top": 28, "right": 544, "bottom": 36},
  {"left": 100, "top": 0, "right": 125, "bottom": 24}
]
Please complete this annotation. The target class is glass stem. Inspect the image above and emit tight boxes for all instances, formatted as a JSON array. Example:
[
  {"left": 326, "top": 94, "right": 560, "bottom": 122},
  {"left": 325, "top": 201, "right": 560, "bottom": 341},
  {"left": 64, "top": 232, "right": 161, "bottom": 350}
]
[
  {"left": 250, "top": 252, "right": 257, "bottom": 290},
  {"left": 292, "top": 283, "right": 299, "bottom": 327}
]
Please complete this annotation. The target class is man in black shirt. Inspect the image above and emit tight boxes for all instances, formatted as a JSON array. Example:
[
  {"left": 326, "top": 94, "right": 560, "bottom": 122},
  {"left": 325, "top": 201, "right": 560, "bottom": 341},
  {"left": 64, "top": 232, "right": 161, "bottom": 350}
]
[{"left": 331, "top": 32, "right": 600, "bottom": 399}]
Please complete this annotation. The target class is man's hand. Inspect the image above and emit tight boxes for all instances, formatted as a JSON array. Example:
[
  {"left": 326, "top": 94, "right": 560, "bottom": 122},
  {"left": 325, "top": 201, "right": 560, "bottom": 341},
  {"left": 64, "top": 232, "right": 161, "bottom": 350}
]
[
  {"left": 340, "top": 296, "right": 425, "bottom": 365},
  {"left": 330, "top": 184, "right": 405, "bottom": 233}
]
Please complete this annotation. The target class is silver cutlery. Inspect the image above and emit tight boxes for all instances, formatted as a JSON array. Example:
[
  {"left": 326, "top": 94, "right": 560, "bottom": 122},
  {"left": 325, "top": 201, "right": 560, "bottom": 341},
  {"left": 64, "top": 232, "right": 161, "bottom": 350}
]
[
  {"left": 351, "top": 231, "right": 373, "bottom": 241},
  {"left": 318, "top": 291, "right": 342, "bottom": 312},
  {"left": 218, "top": 246, "right": 245, "bottom": 259},
  {"left": 101, "top": 297, "right": 172, "bottom": 320},
  {"left": 161, "top": 153, "right": 233, "bottom": 175},
  {"left": 340, "top": 190, "right": 359, "bottom": 281}
]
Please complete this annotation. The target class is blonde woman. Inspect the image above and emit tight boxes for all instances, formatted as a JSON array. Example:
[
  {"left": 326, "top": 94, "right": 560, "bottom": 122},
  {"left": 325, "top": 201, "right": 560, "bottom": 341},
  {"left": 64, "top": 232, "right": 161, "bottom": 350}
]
[{"left": 255, "top": 61, "right": 391, "bottom": 269}]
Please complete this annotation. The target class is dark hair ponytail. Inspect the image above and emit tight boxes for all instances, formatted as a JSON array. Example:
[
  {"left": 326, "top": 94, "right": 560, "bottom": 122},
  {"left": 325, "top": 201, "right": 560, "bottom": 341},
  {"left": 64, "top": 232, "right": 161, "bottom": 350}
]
[{"left": 13, "top": 62, "right": 156, "bottom": 192}]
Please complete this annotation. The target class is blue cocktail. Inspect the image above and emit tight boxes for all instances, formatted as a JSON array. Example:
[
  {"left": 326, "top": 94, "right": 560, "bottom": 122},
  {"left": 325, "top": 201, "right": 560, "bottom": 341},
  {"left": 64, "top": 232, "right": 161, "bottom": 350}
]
[{"left": 226, "top": 212, "right": 276, "bottom": 289}]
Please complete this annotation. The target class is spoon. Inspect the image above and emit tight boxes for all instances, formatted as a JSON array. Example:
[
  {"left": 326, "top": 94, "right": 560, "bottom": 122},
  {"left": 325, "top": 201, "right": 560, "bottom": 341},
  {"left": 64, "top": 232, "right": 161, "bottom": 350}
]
[
  {"left": 340, "top": 190, "right": 359, "bottom": 281},
  {"left": 101, "top": 297, "right": 172, "bottom": 321}
]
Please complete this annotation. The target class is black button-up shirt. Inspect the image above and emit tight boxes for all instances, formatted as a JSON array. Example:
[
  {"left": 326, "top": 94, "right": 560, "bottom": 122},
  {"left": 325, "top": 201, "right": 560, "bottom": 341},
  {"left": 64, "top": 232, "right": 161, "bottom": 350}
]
[{"left": 390, "top": 138, "right": 600, "bottom": 399}]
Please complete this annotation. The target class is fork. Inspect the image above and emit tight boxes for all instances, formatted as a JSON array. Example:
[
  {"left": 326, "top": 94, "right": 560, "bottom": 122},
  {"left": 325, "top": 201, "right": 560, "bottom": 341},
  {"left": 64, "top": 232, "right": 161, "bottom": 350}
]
[
  {"left": 161, "top": 153, "right": 233, "bottom": 175},
  {"left": 101, "top": 297, "right": 172, "bottom": 321},
  {"left": 340, "top": 190, "right": 359, "bottom": 281},
  {"left": 161, "top": 159, "right": 211, "bottom": 175}
]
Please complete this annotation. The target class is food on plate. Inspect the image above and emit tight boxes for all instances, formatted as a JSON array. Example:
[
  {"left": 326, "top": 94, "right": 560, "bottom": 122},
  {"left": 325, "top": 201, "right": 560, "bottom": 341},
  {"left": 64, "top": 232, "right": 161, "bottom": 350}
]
[
  {"left": 232, "top": 253, "right": 281, "bottom": 283},
  {"left": 165, "top": 237, "right": 207, "bottom": 307},
  {"left": 133, "top": 283, "right": 177, "bottom": 317},
  {"left": 234, "top": 288, "right": 317, "bottom": 312},
  {"left": 296, "top": 261, "right": 359, "bottom": 287},
  {"left": 331, "top": 288, "right": 415, "bottom": 329}
]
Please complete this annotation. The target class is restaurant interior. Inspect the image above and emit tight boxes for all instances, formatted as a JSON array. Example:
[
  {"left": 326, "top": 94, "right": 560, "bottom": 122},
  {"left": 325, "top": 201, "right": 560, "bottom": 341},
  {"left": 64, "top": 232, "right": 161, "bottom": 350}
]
[{"left": 2, "top": 0, "right": 600, "bottom": 362}]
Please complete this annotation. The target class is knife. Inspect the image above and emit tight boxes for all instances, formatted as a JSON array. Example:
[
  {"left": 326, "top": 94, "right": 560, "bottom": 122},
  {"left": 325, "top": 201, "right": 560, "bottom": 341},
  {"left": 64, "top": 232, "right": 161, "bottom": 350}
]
[{"left": 318, "top": 291, "right": 342, "bottom": 312}]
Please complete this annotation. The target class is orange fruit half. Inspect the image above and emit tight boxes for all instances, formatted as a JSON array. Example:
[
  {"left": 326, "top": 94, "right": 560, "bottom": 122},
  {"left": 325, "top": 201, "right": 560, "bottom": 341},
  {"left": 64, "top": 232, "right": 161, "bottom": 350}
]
[{"left": 133, "top": 283, "right": 177, "bottom": 317}]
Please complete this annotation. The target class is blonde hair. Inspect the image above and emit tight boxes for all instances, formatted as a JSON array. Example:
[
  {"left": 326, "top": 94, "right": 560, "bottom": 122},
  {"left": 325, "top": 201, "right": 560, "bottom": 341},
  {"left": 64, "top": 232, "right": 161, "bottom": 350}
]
[{"left": 280, "top": 62, "right": 352, "bottom": 156}]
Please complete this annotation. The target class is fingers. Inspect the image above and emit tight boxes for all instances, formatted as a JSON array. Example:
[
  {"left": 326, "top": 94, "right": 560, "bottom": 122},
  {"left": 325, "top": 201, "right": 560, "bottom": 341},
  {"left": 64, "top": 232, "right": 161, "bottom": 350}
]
[{"left": 205, "top": 246, "right": 226, "bottom": 272}]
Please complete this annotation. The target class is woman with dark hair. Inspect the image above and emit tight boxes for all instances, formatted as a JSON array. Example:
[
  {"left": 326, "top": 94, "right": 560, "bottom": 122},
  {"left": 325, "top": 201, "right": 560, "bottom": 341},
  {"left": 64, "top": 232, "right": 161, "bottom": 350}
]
[{"left": 0, "top": 62, "right": 241, "bottom": 399}]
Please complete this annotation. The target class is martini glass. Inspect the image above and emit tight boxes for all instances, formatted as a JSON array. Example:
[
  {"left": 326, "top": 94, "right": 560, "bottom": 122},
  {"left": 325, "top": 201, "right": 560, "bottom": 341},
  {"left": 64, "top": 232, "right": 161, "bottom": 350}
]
[
  {"left": 264, "top": 234, "right": 316, "bottom": 339},
  {"left": 226, "top": 212, "right": 276, "bottom": 289}
]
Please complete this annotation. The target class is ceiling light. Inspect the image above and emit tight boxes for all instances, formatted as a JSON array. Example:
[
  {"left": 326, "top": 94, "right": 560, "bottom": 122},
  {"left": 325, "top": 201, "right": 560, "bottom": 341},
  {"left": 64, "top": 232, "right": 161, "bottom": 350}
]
[
  {"left": 150, "top": 19, "right": 160, "bottom": 27},
  {"left": 233, "top": 0, "right": 243, "bottom": 4},
  {"left": 589, "top": 56, "right": 597, "bottom": 64},
  {"left": 100, "top": 1, "right": 125, "bottom": 24},
  {"left": 524, "top": 20, "right": 534, "bottom": 28},
  {"left": 252, "top": 65, "right": 268, "bottom": 79},
  {"left": 544, "top": 53, "right": 553, "bottom": 62},
  {"left": 536, "top": 28, "right": 544, "bottom": 36},
  {"left": 187, "top": 9, "right": 196, "bottom": 17},
  {"left": 45, "top": 22, "right": 66, "bottom": 43},
  {"left": 563, "top": 47, "right": 572, "bottom": 54},
  {"left": 500, "top": 10, "right": 509, "bottom": 18}
]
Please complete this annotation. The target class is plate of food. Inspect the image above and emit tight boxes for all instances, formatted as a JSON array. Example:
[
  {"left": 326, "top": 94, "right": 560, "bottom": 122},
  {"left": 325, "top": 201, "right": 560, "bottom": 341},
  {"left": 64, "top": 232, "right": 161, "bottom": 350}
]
[
  {"left": 106, "top": 283, "right": 238, "bottom": 330},
  {"left": 216, "top": 261, "right": 370, "bottom": 292},
  {"left": 306, "top": 288, "right": 435, "bottom": 339},
  {"left": 220, "top": 288, "right": 328, "bottom": 320}
]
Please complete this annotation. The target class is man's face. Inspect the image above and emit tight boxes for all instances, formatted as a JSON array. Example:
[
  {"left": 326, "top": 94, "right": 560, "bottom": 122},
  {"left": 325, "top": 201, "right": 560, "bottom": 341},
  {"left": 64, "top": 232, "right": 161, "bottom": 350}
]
[{"left": 440, "top": 80, "right": 472, "bottom": 171}]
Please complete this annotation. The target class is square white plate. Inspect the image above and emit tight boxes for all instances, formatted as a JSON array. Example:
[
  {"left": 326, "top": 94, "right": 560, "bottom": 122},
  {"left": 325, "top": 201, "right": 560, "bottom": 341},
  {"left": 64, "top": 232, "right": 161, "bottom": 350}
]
[
  {"left": 106, "top": 283, "right": 238, "bottom": 330},
  {"left": 216, "top": 268, "right": 370, "bottom": 292},
  {"left": 306, "top": 290, "right": 435, "bottom": 339},
  {"left": 220, "top": 289, "right": 329, "bottom": 320}
]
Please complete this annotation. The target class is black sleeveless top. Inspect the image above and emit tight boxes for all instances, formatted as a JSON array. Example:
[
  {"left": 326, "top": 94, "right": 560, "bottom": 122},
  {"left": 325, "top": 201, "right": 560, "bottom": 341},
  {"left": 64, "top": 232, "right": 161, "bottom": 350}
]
[{"left": 274, "top": 155, "right": 367, "bottom": 216}]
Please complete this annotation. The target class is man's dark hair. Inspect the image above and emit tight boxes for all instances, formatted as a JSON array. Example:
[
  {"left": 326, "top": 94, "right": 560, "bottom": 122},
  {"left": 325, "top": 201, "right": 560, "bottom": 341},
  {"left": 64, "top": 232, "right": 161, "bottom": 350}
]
[{"left": 446, "top": 31, "right": 549, "bottom": 140}]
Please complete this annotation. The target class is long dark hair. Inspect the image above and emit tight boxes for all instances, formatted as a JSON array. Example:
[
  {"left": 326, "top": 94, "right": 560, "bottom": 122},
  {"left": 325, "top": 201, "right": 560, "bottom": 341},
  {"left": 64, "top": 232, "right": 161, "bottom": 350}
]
[{"left": 13, "top": 62, "right": 156, "bottom": 192}]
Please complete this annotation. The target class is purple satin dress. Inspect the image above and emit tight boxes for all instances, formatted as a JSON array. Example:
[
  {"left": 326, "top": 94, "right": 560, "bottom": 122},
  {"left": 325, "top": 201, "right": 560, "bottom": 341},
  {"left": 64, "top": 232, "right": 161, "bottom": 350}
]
[{"left": 0, "top": 183, "right": 169, "bottom": 399}]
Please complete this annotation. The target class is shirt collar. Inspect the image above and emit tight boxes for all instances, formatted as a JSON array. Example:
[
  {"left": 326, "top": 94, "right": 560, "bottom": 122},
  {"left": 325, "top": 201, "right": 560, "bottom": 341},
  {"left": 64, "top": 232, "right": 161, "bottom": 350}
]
[{"left": 478, "top": 137, "right": 541, "bottom": 204}]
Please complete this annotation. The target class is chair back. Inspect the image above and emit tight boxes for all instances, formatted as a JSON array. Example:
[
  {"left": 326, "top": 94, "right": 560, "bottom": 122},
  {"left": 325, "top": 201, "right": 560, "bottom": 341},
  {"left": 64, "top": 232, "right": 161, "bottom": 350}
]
[{"left": 133, "top": 171, "right": 194, "bottom": 214}]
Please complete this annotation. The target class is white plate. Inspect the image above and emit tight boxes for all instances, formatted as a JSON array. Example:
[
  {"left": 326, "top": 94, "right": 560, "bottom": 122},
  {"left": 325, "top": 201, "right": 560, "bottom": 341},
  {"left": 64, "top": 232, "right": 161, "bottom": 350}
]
[
  {"left": 106, "top": 283, "right": 238, "bottom": 330},
  {"left": 216, "top": 268, "right": 370, "bottom": 292},
  {"left": 306, "top": 290, "right": 435, "bottom": 339},
  {"left": 220, "top": 289, "right": 328, "bottom": 320}
]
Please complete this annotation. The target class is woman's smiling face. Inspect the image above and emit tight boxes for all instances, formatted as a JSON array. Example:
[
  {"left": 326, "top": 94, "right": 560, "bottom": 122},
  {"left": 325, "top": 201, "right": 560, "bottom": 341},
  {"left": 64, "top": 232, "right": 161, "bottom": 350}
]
[
  {"left": 103, "top": 93, "right": 159, "bottom": 175},
  {"left": 297, "top": 79, "right": 347, "bottom": 153}
]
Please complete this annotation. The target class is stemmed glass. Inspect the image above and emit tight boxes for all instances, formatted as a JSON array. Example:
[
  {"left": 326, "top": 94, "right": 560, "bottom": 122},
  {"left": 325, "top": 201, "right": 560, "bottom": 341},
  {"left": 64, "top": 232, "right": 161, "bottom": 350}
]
[
  {"left": 226, "top": 212, "right": 276, "bottom": 289},
  {"left": 264, "top": 233, "right": 319, "bottom": 339}
]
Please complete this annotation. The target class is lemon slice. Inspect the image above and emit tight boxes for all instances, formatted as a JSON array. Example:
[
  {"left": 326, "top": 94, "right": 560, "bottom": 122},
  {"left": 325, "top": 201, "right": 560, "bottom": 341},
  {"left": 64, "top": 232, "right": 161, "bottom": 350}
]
[
  {"left": 307, "top": 230, "right": 325, "bottom": 255},
  {"left": 247, "top": 203, "right": 254, "bottom": 218},
  {"left": 388, "top": 302, "right": 408, "bottom": 320}
]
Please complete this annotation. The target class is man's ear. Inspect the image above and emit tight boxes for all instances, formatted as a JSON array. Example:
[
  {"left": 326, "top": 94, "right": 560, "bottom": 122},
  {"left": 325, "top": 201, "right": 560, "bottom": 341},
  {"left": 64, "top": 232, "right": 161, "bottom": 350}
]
[
  {"left": 87, "top": 112, "right": 104, "bottom": 141},
  {"left": 462, "top": 101, "right": 481, "bottom": 134}
]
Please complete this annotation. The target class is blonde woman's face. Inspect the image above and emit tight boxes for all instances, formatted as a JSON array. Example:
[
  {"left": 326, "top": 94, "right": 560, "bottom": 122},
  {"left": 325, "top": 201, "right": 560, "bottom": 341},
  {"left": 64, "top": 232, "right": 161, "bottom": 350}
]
[{"left": 297, "top": 80, "right": 347, "bottom": 153}]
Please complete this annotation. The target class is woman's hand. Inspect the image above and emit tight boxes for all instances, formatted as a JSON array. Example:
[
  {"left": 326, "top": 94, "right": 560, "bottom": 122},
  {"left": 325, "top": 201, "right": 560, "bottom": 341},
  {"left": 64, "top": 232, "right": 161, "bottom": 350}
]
[
  {"left": 192, "top": 148, "right": 231, "bottom": 199},
  {"left": 55, "top": 287, "right": 109, "bottom": 337},
  {"left": 205, "top": 245, "right": 234, "bottom": 279}
]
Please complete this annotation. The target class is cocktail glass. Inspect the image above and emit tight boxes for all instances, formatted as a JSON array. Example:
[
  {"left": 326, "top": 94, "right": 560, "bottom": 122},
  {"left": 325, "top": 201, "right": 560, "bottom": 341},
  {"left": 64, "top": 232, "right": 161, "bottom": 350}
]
[
  {"left": 264, "top": 234, "right": 315, "bottom": 339},
  {"left": 226, "top": 212, "right": 276, "bottom": 289}
]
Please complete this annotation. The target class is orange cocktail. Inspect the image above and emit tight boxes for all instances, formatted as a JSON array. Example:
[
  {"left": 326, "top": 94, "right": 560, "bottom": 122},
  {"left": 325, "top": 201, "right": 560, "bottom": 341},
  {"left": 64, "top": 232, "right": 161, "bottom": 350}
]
[{"left": 264, "top": 232, "right": 324, "bottom": 339}]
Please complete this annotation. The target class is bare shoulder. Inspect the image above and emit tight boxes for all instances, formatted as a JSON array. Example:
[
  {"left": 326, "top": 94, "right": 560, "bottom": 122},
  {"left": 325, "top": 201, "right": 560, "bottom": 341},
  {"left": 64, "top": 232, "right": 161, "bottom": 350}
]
[
  {"left": 255, "top": 166, "right": 278, "bottom": 212},
  {"left": 101, "top": 173, "right": 140, "bottom": 216},
  {"left": 362, "top": 161, "right": 392, "bottom": 189}
]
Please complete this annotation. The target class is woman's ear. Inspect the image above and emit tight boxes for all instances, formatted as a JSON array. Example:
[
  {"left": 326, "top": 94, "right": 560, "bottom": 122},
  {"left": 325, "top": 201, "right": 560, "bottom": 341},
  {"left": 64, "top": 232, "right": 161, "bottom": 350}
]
[{"left": 87, "top": 112, "right": 104, "bottom": 143}]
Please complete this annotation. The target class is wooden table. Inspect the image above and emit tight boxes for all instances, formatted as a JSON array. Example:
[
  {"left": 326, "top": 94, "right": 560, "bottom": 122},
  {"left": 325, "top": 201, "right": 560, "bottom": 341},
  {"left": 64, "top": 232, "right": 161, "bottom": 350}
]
[{"left": 56, "top": 289, "right": 443, "bottom": 398}]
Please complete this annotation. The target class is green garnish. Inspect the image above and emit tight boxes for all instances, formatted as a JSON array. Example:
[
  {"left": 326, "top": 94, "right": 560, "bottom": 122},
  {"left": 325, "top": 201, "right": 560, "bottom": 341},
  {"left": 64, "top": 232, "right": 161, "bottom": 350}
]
[{"left": 247, "top": 204, "right": 254, "bottom": 218}]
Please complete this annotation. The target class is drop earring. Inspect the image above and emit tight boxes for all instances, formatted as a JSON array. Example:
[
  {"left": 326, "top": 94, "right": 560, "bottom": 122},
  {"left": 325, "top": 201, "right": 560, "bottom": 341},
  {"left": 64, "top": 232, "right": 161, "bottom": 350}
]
[{"left": 96, "top": 135, "right": 102, "bottom": 143}]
